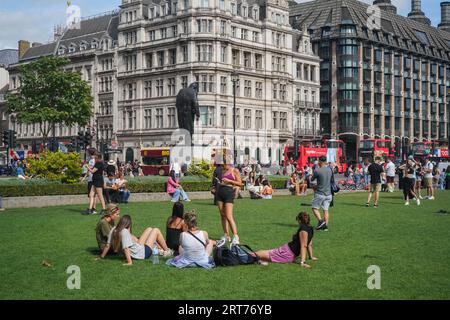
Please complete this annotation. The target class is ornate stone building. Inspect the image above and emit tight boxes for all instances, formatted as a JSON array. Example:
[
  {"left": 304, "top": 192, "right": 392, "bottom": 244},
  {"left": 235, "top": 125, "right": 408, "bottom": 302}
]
[{"left": 8, "top": 0, "right": 321, "bottom": 165}]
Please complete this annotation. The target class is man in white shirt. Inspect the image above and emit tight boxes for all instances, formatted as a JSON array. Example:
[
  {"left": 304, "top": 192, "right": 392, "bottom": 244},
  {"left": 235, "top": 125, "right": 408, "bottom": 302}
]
[
  {"left": 385, "top": 158, "right": 396, "bottom": 192},
  {"left": 423, "top": 159, "right": 435, "bottom": 200},
  {"left": 170, "top": 159, "right": 181, "bottom": 178}
]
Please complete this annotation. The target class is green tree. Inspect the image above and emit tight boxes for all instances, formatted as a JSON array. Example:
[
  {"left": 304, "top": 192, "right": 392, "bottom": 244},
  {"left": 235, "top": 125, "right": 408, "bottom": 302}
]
[{"left": 6, "top": 56, "right": 93, "bottom": 143}]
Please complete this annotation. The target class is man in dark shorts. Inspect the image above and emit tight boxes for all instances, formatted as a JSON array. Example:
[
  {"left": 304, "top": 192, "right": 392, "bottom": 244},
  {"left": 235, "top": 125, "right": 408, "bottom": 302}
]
[{"left": 366, "top": 157, "right": 385, "bottom": 208}]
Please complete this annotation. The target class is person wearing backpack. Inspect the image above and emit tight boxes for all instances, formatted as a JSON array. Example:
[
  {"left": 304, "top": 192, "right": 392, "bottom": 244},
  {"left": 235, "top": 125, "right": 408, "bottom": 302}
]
[
  {"left": 166, "top": 211, "right": 216, "bottom": 269},
  {"left": 254, "top": 212, "right": 317, "bottom": 268}
]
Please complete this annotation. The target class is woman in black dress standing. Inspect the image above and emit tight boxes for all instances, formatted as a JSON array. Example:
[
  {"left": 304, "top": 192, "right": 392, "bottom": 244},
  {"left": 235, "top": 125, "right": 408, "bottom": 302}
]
[{"left": 88, "top": 153, "right": 107, "bottom": 214}]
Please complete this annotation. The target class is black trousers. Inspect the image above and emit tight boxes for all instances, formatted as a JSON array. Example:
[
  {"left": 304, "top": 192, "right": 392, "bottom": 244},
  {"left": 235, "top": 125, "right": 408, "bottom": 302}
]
[{"left": 403, "top": 177, "right": 415, "bottom": 200}]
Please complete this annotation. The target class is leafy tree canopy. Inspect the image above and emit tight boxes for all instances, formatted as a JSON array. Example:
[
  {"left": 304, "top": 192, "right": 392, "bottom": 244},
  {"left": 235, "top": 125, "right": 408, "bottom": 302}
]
[{"left": 7, "top": 56, "right": 93, "bottom": 140}]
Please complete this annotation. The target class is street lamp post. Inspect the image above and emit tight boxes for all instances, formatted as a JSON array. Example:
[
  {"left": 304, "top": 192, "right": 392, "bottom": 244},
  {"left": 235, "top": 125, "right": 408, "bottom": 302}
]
[{"left": 231, "top": 71, "right": 239, "bottom": 165}]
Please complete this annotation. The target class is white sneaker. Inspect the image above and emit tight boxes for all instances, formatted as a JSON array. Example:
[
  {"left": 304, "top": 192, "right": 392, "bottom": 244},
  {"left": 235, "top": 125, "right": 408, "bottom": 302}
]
[
  {"left": 429, "top": 196, "right": 435, "bottom": 200},
  {"left": 416, "top": 199, "right": 421, "bottom": 206},
  {"left": 405, "top": 202, "right": 410, "bottom": 206},
  {"left": 231, "top": 236, "right": 240, "bottom": 246},
  {"left": 162, "top": 249, "right": 174, "bottom": 257},
  {"left": 419, "top": 196, "right": 424, "bottom": 200},
  {"left": 216, "top": 236, "right": 227, "bottom": 248},
  {"left": 258, "top": 260, "right": 269, "bottom": 266}
]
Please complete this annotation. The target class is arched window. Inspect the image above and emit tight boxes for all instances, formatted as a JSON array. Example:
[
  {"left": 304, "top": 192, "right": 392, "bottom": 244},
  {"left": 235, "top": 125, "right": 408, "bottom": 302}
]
[{"left": 126, "top": 148, "right": 134, "bottom": 163}]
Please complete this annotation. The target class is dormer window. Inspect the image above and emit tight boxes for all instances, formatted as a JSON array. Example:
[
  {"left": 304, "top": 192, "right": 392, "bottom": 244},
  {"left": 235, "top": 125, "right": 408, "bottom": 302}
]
[
  {"left": 149, "top": 7, "right": 155, "bottom": 18},
  {"left": 58, "top": 46, "right": 66, "bottom": 55},
  {"left": 80, "top": 41, "right": 88, "bottom": 51},
  {"left": 69, "top": 44, "right": 76, "bottom": 53},
  {"left": 91, "top": 40, "right": 98, "bottom": 49}
]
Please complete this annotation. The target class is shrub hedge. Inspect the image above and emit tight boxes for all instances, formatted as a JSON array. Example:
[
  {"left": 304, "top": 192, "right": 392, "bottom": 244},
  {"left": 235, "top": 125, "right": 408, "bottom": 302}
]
[{"left": 0, "top": 178, "right": 288, "bottom": 198}]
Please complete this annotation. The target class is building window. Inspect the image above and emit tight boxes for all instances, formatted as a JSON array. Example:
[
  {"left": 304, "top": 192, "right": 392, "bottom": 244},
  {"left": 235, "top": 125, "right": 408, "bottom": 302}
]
[
  {"left": 220, "top": 107, "right": 227, "bottom": 127},
  {"left": 156, "top": 108, "right": 164, "bottom": 128},
  {"left": 255, "top": 110, "right": 263, "bottom": 128},
  {"left": 244, "top": 80, "right": 252, "bottom": 98},
  {"left": 146, "top": 53, "right": 153, "bottom": 68},
  {"left": 280, "top": 112, "right": 287, "bottom": 130},
  {"left": 144, "top": 109, "right": 152, "bottom": 129},
  {"left": 181, "top": 76, "right": 188, "bottom": 89},
  {"left": 157, "top": 51, "right": 165, "bottom": 66},
  {"left": 199, "top": 106, "right": 215, "bottom": 127},
  {"left": 149, "top": 30, "right": 155, "bottom": 41},
  {"left": 255, "top": 54, "right": 262, "bottom": 69},
  {"left": 279, "top": 84, "right": 287, "bottom": 101},
  {"left": 243, "top": 52, "right": 251, "bottom": 68},
  {"left": 255, "top": 82, "right": 262, "bottom": 99},
  {"left": 197, "top": 19, "right": 212, "bottom": 33},
  {"left": 195, "top": 74, "right": 214, "bottom": 93},
  {"left": 220, "top": 76, "right": 227, "bottom": 95},
  {"left": 156, "top": 79, "right": 164, "bottom": 97},
  {"left": 272, "top": 83, "right": 278, "bottom": 99},
  {"left": 220, "top": 45, "right": 227, "bottom": 63},
  {"left": 168, "top": 78, "right": 176, "bottom": 96},
  {"left": 244, "top": 109, "right": 252, "bottom": 129},
  {"left": 168, "top": 107, "right": 176, "bottom": 128},
  {"left": 144, "top": 81, "right": 152, "bottom": 98},
  {"left": 181, "top": 45, "right": 188, "bottom": 62},
  {"left": 232, "top": 49, "right": 240, "bottom": 65},
  {"left": 197, "top": 44, "right": 213, "bottom": 62},
  {"left": 169, "top": 49, "right": 177, "bottom": 65},
  {"left": 272, "top": 111, "right": 279, "bottom": 129}
]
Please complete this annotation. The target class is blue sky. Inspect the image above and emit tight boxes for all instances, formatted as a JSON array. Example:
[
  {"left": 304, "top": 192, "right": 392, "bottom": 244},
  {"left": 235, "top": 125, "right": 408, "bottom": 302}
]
[{"left": 0, "top": 0, "right": 445, "bottom": 50}]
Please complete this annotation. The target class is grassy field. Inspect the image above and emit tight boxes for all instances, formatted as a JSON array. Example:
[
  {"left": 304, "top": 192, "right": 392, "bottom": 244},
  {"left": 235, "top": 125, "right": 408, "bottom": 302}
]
[{"left": 0, "top": 191, "right": 449, "bottom": 300}]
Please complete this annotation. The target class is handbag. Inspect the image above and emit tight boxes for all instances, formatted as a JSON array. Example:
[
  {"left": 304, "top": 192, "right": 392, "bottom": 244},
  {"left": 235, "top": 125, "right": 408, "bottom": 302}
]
[{"left": 330, "top": 168, "right": 340, "bottom": 194}]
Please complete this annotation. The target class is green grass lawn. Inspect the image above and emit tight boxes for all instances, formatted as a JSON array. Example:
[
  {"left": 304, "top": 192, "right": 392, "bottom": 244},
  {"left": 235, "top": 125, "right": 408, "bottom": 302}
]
[{"left": 0, "top": 191, "right": 449, "bottom": 300}]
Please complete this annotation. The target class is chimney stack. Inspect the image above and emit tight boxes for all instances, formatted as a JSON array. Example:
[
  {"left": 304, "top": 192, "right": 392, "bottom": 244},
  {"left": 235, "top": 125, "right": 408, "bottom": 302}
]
[
  {"left": 408, "top": 0, "right": 431, "bottom": 25},
  {"left": 18, "top": 40, "right": 30, "bottom": 59},
  {"left": 373, "top": 0, "right": 397, "bottom": 15},
  {"left": 32, "top": 42, "right": 42, "bottom": 48},
  {"left": 438, "top": 2, "right": 450, "bottom": 32}
]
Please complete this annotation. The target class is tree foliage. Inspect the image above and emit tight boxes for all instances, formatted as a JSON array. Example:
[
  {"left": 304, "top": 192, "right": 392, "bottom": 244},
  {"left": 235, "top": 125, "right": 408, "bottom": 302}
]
[
  {"left": 26, "top": 152, "right": 82, "bottom": 184},
  {"left": 6, "top": 56, "right": 93, "bottom": 141},
  {"left": 186, "top": 159, "right": 215, "bottom": 179}
]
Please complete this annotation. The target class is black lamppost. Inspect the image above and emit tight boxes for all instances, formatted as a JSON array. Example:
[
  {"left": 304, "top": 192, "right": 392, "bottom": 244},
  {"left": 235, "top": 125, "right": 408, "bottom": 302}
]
[
  {"left": 231, "top": 70, "right": 239, "bottom": 165},
  {"left": 95, "top": 112, "right": 101, "bottom": 149}
]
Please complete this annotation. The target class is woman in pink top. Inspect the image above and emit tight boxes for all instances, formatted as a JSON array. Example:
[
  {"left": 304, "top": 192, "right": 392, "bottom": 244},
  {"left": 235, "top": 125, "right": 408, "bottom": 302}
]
[{"left": 167, "top": 170, "right": 191, "bottom": 203}]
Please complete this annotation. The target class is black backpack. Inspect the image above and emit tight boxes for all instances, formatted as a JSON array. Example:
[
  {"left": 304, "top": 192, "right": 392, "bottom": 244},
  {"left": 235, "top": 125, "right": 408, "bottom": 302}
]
[{"left": 214, "top": 244, "right": 259, "bottom": 267}]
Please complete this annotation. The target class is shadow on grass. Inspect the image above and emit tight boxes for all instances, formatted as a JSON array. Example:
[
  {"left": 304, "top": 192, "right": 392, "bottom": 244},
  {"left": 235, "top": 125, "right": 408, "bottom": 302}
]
[{"left": 85, "top": 247, "right": 124, "bottom": 260}]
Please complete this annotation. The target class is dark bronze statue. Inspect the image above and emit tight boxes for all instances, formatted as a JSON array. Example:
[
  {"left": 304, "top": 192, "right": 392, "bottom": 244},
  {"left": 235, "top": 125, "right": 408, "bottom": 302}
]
[{"left": 176, "top": 83, "right": 200, "bottom": 140}]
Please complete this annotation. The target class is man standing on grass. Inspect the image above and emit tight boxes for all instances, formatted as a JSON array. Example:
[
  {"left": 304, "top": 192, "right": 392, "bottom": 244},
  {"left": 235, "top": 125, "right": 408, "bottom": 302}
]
[
  {"left": 366, "top": 157, "right": 385, "bottom": 208},
  {"left": 423, "top": 158, "right": 435, "bottom": 200},
  {"left": 311, "top": 156, "right": 333, "bottom": 231},
  {"left": 385, "top": 158, "right": 396, "bottom": 192}
]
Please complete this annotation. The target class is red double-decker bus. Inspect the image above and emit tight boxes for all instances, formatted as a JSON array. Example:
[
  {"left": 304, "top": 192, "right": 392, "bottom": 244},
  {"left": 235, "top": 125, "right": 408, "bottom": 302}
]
[
  {"left": 359, "top": 139, "right": 394, "bottom": 161},
  {"left": 284, "top": 140, "right": 347, "bottom": 174},
  {"left": 140, "top": 147, "right": 171, "bottom": 176}
]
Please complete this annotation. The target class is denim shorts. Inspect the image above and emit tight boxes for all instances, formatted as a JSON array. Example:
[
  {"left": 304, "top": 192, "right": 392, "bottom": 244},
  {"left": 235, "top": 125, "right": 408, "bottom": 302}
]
[{"left": 311, "top": 193, "right": 333, "bottom": 211}]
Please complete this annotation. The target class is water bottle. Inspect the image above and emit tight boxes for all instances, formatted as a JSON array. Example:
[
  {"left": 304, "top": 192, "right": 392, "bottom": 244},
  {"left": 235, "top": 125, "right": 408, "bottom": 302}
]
[{"left": 151, "top": 246, "right": 159, "bottom": 265}]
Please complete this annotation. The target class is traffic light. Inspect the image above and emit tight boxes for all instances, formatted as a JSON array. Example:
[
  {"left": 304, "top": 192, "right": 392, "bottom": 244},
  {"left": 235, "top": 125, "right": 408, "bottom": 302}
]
[
  {"left": 9, "top": 130, "right": 17, "bottom": 149},
  {"left": 2, "top": 130, "right": 10, "bottom": 146},
  {"left": 77, "top": 132, "right": 85, "bottom": 148},
  {"left": 84, "top": 132, "right": 92, "bottom": 147}
]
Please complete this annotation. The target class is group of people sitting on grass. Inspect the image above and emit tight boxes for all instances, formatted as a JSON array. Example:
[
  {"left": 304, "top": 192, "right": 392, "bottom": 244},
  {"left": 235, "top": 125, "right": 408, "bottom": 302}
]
[
  {"left": 83, "top": 150, "right": 132, "bottom": 215},
  {"left": 95, "top": 202, "right": 317, "bottom": 269}
]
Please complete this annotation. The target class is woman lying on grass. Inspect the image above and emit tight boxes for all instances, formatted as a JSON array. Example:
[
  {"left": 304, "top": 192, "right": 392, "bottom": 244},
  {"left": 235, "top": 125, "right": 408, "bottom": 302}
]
[
  {"left": 100, "top": 215, "right": 173, "bottom": 266},
  {"left": 254, "top": 212, "right": 317, "bottom": 268}
]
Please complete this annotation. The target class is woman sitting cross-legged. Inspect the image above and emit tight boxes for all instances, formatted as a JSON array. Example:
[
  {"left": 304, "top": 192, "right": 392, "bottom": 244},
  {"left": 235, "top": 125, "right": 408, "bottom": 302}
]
[
  {"left": 100, "top": 215, "right": 173, "bottom": 266},
  {"left": 167, "top": 170, "right": 191, "bottom": 203},
  {"left": 166, "top": 202, "right": 188, "bottom": 256},
  {"left": 254, "top": 212, "right": 317, "bottom": 268},
  {"left": 166, "top": 211, "right": 216, "bottom": 269}
]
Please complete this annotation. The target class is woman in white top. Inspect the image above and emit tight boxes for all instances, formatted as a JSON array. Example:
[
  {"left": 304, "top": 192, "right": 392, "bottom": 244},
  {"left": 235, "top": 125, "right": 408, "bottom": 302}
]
[
  {"left": 100, "top": 215, "right": 173, "bottom": 266},
  {"left": 166, "top": 211, "right": 216, "bottom": 269}
]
